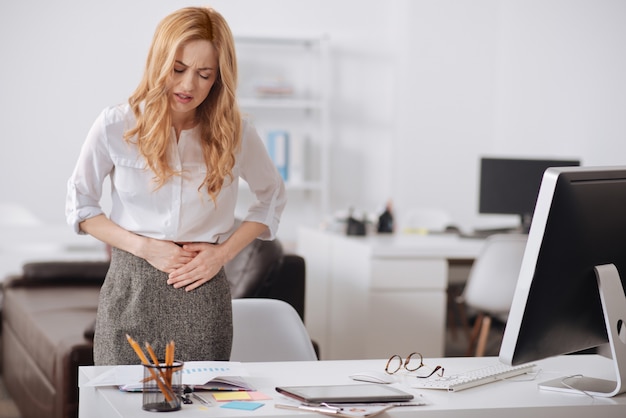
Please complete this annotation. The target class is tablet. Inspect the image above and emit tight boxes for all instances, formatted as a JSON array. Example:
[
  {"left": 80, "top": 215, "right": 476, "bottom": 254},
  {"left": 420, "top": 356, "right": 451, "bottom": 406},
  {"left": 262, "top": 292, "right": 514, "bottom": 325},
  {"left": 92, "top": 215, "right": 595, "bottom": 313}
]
[{"left": 275, "top": 384, "right": 414, "bottom": 403}]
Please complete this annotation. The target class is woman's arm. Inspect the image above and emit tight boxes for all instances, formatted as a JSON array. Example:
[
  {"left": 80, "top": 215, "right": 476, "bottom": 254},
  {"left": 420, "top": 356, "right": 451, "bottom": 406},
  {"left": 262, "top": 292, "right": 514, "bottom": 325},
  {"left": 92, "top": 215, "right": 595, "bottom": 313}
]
[
  {"left": 167, "top": 221, "right": 269, "bottom": 291},
  {"left": 80, "top": 214, "right": 196, "bottom": 273}
]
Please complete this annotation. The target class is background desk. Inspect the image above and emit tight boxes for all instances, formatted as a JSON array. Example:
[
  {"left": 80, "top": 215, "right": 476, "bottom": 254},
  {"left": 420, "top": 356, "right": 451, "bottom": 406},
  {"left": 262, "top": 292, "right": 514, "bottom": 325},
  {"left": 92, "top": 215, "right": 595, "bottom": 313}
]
[
  {"left": 297, "top": 228, "right": 484, "bottom": 359},
  {"left": 0, "top": 224, "right": 108, "bottom": 281},
  {"left": 79, "top": 355, "right": 626, "bottom": 417}
]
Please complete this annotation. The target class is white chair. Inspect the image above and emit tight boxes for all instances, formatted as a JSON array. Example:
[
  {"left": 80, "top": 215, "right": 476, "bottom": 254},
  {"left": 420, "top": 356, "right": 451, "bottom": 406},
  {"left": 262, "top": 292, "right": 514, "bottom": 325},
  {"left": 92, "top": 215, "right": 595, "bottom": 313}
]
[
  {"left": 458, "top": 234, "right": 528, "bottom": 356},
  {"left": 230, "top": 298, "right": 318, "bottom": 361}
]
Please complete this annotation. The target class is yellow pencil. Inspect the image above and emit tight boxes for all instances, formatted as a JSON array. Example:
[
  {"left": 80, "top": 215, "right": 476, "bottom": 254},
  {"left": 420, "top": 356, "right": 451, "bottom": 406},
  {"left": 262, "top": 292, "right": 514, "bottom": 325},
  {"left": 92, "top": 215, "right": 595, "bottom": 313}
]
[
  {"left": 125, "top": 335, "right": 173, "bottom": 402},
  {"left": 145, "top": 342, "right": 175, "bottom": 391},
  {"left": 140, "top": 341, "right": 181, "bottom": 384},
  {"left": 165, "top": 340, "right": 175, "bottom": 384}
]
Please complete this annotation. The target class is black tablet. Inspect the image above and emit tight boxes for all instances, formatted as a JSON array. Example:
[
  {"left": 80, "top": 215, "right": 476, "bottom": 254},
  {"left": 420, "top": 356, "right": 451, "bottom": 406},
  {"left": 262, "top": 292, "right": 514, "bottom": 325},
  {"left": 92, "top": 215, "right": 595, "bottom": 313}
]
[{"left": 275, "top": 384, "right": 414, "bottom": 403}]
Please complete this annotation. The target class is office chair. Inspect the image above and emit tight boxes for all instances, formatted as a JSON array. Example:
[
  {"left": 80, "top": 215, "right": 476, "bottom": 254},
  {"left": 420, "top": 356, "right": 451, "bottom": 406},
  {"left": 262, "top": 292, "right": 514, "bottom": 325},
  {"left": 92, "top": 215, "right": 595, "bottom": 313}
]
[
  {"left": 457, "top": 234, "right": 527, "bottom": 356},
  {"left": 230, "top": 298, "right": 318, "bottom": 361}
]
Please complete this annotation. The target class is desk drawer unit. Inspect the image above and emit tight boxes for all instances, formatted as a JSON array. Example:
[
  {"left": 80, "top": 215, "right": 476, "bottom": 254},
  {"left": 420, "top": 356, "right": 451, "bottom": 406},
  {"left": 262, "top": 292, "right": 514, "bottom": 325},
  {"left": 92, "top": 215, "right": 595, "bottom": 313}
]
[
  {"left": 365, "top": 257, "right": 447, "bottom": 358},
  {"left": 369, "top": 258, "right": 447, "bottom": 290}
]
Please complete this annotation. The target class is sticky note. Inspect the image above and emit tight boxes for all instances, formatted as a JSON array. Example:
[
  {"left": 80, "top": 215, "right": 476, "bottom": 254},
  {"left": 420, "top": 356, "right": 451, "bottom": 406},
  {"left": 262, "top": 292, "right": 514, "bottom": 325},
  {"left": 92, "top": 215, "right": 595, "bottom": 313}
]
[
  {"left": 213, "top": 391, "right": 252, "bottom": 401},
  {"left": 248, "top": 391, "right": 272, "bottom": 401},
  {"left": 220, "top": 401, "right": 264, "bottom": 411}
]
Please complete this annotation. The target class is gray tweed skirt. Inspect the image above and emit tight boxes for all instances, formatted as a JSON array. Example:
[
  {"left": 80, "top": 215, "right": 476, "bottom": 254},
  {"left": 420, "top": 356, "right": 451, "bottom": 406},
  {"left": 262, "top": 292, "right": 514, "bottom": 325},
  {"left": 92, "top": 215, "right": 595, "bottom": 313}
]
[{"left": 94, "top": 247, "right": 233, "bottom": 365}]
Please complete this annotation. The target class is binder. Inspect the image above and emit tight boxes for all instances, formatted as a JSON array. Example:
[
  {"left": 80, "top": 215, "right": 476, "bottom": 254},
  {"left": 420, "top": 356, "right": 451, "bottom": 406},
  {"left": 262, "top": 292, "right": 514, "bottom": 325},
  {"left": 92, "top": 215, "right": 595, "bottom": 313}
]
[{"left": 267, "top": 130, "right": 289, "bottom": 181}]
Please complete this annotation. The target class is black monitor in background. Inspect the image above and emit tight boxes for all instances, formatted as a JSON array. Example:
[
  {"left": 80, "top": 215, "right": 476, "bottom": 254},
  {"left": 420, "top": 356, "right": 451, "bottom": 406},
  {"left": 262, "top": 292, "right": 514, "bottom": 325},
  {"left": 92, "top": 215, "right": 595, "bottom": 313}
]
[
  {"left": 479, "top": 157, "right": 580, "bottom": 232},
  {"left": 499, "top": 166, "right": 626, "bottom": 397}
]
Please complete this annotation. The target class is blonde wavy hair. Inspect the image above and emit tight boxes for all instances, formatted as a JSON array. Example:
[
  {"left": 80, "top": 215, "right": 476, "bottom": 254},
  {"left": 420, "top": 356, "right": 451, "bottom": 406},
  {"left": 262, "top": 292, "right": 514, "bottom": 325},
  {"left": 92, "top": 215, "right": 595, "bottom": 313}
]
[{"left": 124, "top": 7, "right": 241, "bottom": 202}]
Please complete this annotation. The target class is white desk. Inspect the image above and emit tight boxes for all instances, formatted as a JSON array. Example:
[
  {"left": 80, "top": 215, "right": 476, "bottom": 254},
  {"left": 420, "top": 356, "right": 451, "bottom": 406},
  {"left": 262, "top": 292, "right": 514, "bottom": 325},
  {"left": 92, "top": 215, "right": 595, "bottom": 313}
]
[
  {"left": 79, "top": 355, "right": 626, "bottom": 417},
  {"left": 297, "top": 228, "right": 484, "bottom": 360}
]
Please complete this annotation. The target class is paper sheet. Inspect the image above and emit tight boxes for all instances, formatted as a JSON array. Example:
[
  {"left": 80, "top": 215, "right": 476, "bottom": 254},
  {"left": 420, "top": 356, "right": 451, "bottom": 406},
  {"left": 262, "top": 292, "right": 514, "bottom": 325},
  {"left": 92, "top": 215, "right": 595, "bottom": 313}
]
[{"left": 83, "top": 361, "right": 248, "bottom": 388}]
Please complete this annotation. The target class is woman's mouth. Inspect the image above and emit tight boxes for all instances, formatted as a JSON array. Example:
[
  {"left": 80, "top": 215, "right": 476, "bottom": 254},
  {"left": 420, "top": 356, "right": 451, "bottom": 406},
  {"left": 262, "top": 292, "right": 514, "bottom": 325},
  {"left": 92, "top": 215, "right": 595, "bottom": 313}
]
[{"left": 175, "top": 93, "right": 193, "bottom": 104}]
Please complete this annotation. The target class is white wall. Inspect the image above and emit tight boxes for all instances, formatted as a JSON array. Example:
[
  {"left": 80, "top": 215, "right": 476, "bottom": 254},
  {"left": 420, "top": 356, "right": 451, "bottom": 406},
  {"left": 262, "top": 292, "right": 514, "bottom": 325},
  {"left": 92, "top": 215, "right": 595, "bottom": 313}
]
[
  {"left": 392, "top": 0, "right": 500, "bottom": 230},
  {"left": 392, "top": 0, "right": 626, "bottom": 231},
  {"left": 1, "top": 0, "right": 625, "bottom": 239}
]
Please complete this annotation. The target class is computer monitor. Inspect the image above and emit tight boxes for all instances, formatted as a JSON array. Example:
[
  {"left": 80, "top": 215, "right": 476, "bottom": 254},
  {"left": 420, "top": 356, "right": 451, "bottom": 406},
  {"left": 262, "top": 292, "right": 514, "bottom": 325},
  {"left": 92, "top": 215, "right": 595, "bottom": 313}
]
[
  {"left": 479, "top": 157, "right": 580, "bottom": 232},
  {"left": 499, "top": 166, "right": 626, "bottom": 397}
]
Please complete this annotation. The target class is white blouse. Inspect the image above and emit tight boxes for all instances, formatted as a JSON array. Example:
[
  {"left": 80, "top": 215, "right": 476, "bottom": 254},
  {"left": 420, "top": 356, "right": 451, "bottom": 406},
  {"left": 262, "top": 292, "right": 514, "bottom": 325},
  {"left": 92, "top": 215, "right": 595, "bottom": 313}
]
[{"left": 66, "top": 103, "right": 286, "bottom": 243}]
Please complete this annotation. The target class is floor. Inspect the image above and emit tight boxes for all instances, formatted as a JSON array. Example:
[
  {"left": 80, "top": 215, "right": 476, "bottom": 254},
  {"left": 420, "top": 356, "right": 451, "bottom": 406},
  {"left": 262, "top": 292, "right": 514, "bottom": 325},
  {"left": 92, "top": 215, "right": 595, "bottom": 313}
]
[
  {"left": 444, "top": 283, "right": 506, "bottom": 358},
  {"left": 0, "top": 342, "right": 20, "bottom": 418},
  {"left": 0, "top": 378, "right": 20, "bottom": 418},
  {"left": 444, "top": 315, "right": 506, "bottom": 358}
]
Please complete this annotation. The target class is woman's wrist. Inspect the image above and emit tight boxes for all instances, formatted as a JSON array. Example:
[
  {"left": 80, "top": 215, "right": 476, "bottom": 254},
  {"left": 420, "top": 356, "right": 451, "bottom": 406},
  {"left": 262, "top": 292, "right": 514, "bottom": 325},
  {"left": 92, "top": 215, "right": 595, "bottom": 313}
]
[{"left": 129, "top": 234, "right": 150, "bottom": 259}]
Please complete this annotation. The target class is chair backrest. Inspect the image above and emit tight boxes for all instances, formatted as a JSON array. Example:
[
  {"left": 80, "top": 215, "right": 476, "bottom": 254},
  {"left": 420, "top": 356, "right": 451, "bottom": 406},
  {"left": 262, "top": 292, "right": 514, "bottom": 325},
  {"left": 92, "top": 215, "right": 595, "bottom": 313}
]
[
  {"left": 224, "top": 237, "right": 283, "bottom": 299},
  {"left": 230, "top": 298, "right": 318, "bottom": 362},
  {"left": 462, "top": 234, "right": 528, "bottom": 316}
]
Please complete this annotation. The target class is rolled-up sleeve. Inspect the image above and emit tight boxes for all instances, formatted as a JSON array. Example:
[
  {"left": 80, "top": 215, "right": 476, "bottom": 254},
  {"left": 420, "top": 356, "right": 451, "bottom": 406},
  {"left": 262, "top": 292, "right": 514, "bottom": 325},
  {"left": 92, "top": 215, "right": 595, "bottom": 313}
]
[
  {"left": 65, "top": 109, "right": 114, "bottom": 234},
  {"left": 238, "top": 122, "right": 287, "bottom": 240}
]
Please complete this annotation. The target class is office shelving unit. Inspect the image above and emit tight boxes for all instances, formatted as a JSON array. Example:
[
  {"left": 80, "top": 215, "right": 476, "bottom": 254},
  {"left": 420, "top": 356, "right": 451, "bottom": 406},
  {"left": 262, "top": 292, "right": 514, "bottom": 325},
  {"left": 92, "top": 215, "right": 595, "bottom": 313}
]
[{"left": 234, "top": 35, "right": 331, "bottom": 240}]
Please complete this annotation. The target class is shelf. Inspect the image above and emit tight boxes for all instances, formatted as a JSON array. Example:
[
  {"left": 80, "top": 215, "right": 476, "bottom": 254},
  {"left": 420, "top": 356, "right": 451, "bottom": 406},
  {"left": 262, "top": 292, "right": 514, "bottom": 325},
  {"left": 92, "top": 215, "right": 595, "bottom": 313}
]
[
  {"left": 239, "top": 179, "right": 323, "bottom": 192},
  {"left": 238, "top": 97, "right": 324, "bottom": 110},
  {"left": 235, "top": 35, "right": 321, "bottom": 47},
  {"left": 286, "top": 181, "right": 324, "bottom": 191},
  {"left": 234, "top": 35, "right": 330, "bottom": 241}
]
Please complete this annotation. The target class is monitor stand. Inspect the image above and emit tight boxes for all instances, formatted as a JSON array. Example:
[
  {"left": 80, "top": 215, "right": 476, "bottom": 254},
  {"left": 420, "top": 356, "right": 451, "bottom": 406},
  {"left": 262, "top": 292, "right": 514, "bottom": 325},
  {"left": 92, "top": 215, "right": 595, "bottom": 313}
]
[{"left": 539, "top": 263, "right": 626, "bottom": 397}]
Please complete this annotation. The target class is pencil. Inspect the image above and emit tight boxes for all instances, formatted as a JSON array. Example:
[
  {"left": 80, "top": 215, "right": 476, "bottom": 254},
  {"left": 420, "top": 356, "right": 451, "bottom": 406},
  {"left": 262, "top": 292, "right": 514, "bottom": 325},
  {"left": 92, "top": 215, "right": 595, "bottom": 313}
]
[
  {"left": 144, "top": 342, "right": 160, "bottom": 366},
  {"left": 125, "top": 334, "right": 149, "bottom": 364},
  {"left": 165, "top": 340, "right": 175, "bottom": 383},
  {"left": 145, "top": 342, "right": 175, "bottom": 393},
  {"left": 140, "top": 341, "right": 181, "bottom": 385},
  {"left": 125, "top": 334, "right": 174, "bottom": 402}
]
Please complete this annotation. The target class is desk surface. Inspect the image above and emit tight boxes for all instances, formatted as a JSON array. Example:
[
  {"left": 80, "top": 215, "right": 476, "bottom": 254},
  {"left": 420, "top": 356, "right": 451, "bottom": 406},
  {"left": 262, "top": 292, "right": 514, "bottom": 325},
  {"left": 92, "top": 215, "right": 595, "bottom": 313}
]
[
  {"left": 303, "top": 229, "right": 485, "bottom": 259},
  {"left": 0, "top": 224, "right": 108, "bottom": 281},
  {"left": 79, "top": 355, "right": 626, "bottom": 418}
]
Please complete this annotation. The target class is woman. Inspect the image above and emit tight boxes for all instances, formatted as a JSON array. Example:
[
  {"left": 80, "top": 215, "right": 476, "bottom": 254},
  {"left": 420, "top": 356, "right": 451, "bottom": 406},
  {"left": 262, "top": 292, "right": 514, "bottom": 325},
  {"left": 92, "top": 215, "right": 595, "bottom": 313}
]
[{"left": 66, "top": 6, "right": 286, "bottom": 365}]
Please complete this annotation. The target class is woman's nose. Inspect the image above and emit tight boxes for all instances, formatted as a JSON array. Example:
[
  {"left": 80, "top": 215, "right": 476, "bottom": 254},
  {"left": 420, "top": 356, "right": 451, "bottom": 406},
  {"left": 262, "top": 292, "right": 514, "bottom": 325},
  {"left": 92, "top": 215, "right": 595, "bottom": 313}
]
[{"left": 180, "top": 72, "right": 195, "bottom": 91}]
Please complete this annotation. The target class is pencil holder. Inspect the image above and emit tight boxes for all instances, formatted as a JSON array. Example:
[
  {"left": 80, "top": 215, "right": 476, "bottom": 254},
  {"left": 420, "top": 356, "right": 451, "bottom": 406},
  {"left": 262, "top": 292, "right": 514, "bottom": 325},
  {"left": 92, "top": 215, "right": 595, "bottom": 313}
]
[{"left": 142, "top": 360, "right": 184, "bottom": 412}]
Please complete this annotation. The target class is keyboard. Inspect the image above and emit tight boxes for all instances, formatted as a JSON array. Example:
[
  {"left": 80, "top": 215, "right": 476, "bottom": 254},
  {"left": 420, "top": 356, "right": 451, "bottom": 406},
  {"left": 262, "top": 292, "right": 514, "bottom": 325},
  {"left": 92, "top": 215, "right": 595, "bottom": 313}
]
[{"left": 411, "top": 362, "right": 536, "bottom": 392}]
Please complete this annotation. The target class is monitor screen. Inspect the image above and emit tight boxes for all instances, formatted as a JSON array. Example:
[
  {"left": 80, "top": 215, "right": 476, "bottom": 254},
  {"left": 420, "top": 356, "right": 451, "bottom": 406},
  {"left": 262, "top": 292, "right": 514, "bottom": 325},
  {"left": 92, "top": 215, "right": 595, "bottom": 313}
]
[
  {"left": 499, "top": 166, "right": 626, "bottom": 397},
  {"left": 479, "top": 157, "right": 580, "bottom": 230}
]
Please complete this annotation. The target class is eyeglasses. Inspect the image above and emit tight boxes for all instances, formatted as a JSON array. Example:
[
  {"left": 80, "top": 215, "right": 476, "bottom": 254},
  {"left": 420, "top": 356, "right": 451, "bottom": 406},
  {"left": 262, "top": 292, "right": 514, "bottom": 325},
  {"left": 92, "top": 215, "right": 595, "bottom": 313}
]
[{"left": 385, "top": 352, "right": 445, "bottom": 378}]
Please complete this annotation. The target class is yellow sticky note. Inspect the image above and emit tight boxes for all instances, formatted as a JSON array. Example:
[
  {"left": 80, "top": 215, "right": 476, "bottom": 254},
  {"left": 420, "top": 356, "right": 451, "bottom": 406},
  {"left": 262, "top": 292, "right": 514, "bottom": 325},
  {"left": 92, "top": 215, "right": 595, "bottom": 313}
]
[{"left": 212, "top": 391, "right": 252, "bottom": 402}]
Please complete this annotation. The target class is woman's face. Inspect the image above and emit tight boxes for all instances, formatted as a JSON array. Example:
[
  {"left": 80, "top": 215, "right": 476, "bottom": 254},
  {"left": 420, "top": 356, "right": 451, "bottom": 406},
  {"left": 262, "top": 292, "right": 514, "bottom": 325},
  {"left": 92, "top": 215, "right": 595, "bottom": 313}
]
[{"left": 167, "top": 39, "right": 218, "bottom": 123}]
